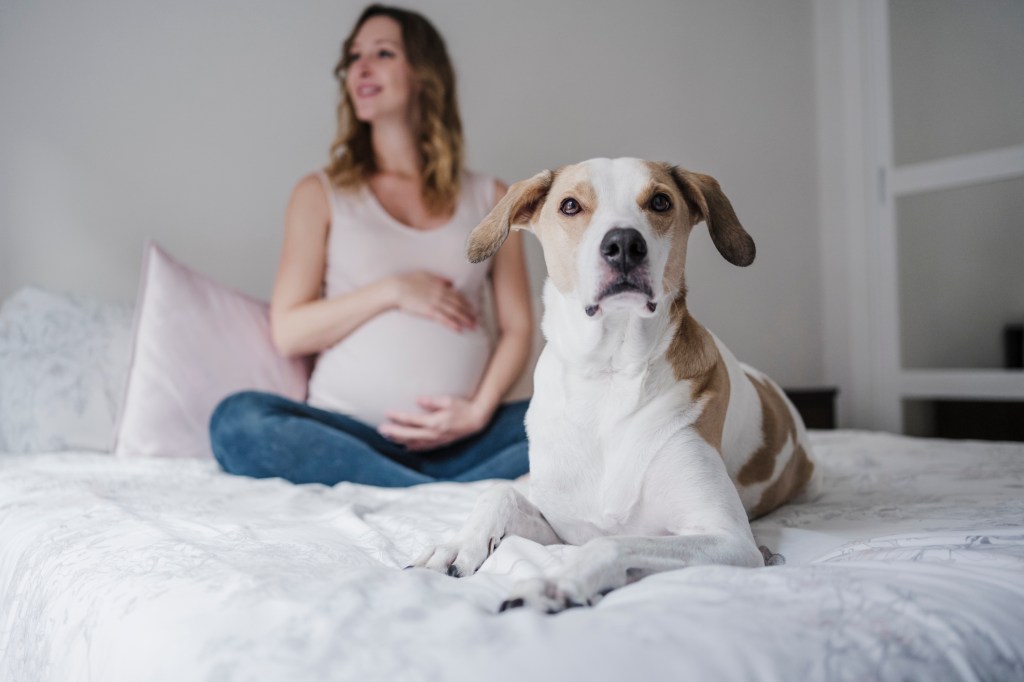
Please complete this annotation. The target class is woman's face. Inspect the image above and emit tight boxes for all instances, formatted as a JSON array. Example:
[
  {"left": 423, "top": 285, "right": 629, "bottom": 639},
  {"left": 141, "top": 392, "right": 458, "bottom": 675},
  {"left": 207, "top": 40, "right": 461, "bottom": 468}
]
[{"left": 346, "top": 15, "right": 417, "bottom": 124}]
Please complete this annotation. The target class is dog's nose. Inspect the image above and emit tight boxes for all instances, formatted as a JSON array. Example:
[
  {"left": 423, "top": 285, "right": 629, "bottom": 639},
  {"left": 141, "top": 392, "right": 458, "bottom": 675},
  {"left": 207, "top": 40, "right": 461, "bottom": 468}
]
[{"left": 600, "top": 228, "right": 647, "bottom": 273}]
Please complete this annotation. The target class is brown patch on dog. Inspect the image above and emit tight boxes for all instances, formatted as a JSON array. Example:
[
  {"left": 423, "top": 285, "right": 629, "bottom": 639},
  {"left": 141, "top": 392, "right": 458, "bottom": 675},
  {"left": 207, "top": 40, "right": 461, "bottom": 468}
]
[
  {"left": 532, "top": 165, "right": 599, "bottom": 294},
  {"left": 748, "top": 441, "right": 814, "bottom": 520},
  {"left": 639, "top": 162, "right": 685, "bottom": 237},
  {"left": 739, "top": 373, "right": 815, "bottom": 519},
  {"left": 560, "top": 180, "right": 599, "bottom": 222},
  {"left": 737, "top": 376, "right": 791, "bottom": 486},
  {"left": 660, "top": 219, "right": 691, "bottom": 298},
  {"left": 691, "top": 350, "right": 730, "bottom": 452},
  {"left": 661, "top": 297, "right": 728, "bottom": 453},
  {"left": 666, "top": 297, "right": 718, "bottom": 381},
  {"left": 467, "top": 170, "right": 553, "bottom": 263}
]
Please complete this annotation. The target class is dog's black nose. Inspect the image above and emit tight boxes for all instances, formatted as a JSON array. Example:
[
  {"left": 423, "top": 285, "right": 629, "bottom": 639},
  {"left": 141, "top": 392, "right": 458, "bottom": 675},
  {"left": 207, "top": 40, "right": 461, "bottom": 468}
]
[{"left": 600, "top": 228, "right": 647, "bottom": 273}]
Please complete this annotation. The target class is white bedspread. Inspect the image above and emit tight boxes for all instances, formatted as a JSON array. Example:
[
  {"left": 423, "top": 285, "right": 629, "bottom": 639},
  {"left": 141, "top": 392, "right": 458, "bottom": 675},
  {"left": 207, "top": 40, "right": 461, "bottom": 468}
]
[{"left": 2, "top": 431, "right": 1023, "bottom": 681}]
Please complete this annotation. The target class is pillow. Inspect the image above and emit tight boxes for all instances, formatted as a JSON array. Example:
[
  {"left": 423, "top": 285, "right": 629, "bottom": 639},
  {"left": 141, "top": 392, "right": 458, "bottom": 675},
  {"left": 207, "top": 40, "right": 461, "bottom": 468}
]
[
  {"left": 114, "top": 242, "right": 310, "bottom": 459},
  {"left": 0, "top": 287, "right": 134, "bottom": 453}
]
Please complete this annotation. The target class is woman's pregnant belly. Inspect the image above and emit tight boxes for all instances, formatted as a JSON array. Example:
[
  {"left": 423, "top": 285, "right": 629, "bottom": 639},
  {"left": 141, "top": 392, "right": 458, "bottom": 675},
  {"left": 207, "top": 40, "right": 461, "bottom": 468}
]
[{"left": 306, "top": 310, "right": 492, "bottom": 426}]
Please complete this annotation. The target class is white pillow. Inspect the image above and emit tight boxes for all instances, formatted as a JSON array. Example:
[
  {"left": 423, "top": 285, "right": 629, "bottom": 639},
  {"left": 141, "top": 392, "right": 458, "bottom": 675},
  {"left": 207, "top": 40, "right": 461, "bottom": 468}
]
[
  {"left": 113, "top": 242, "right": 310, "bottom": 459},
  {"left": 0, "top": 287, "right": 133, "bottom": 453}
]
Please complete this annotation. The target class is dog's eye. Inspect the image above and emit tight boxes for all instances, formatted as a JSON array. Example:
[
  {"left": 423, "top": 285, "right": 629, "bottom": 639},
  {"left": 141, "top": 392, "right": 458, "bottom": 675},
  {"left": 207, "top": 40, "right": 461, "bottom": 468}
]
[
  {"left": 560, "top": 198, "right": 581, "bottom": 216},
  {"left": 650, "top": 193, "right": 672, "bottom": 213}
]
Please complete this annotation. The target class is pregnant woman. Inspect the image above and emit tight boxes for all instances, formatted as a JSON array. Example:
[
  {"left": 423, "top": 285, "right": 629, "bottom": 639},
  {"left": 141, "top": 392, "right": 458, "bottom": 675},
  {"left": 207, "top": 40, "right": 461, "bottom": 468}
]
[{"left": 210, "top": 4, "right": 533, "bottom": 487}]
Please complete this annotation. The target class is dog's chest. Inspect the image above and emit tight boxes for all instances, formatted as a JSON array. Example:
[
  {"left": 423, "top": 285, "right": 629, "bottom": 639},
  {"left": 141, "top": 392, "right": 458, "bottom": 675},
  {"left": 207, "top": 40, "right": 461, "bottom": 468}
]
[{"left": 526, "top": 350, "right": 691, "bottom": 544}]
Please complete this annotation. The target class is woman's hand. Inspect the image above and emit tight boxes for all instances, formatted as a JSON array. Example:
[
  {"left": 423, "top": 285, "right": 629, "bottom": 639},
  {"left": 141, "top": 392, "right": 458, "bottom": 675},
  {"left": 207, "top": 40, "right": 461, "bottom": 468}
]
[
  {"left": 390, "top": 272, "right": 476, "bottom": 332},
  {"left": 379, "top": 396, "right": 492, "bottom": 451}
]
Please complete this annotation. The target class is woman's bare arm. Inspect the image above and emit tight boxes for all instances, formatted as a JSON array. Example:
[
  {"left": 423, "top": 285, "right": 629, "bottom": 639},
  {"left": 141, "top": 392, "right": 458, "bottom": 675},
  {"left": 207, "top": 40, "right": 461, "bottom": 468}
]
[
  {"left": 467, "top": 221, "right": 533, "bottom": 418},
  {"left": 269, "top": 174, "right": 396, "bottom": 357}
]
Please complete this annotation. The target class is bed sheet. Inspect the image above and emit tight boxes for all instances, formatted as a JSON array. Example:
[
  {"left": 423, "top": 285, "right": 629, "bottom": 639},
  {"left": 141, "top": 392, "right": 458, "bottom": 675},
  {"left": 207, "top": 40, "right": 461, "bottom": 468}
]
[{"left": 1, "top": 430, "right": 1023, "bottom": 681}]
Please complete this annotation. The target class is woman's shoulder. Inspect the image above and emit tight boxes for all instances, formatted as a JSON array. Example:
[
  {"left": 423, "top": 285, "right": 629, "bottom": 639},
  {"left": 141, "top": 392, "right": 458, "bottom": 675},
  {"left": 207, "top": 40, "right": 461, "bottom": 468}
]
[
  {"left": 286, "top": 172, "right": 332, "bottom": 214},
  {"left": 283, "top": 173, "right": 333, "bottom": 229},
  {"left": 293, "top": 170, "right": 368, "bottom": 214},
  {"left": 292, "top": 171, "right": 332, "bottom": 198}
]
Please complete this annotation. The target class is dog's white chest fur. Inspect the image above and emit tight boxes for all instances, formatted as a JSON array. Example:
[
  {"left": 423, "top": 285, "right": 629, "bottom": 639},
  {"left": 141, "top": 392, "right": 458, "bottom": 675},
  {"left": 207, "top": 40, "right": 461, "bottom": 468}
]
[{"left": 525, "top": 282, "right": 703, "bottom": 544}]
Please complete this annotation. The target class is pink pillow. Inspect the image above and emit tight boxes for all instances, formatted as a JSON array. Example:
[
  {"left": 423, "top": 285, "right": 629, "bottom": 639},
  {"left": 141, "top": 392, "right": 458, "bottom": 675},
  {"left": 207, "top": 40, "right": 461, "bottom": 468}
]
[{"left": 114, "top": 242, "right": 310, "bottom": 459}]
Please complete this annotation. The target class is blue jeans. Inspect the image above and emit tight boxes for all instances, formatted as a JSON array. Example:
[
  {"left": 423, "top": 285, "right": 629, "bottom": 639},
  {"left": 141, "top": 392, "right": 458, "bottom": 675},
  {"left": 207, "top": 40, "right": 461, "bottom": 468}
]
[{"left": 209, "top": 391, "right": 530, "bottom": 487}]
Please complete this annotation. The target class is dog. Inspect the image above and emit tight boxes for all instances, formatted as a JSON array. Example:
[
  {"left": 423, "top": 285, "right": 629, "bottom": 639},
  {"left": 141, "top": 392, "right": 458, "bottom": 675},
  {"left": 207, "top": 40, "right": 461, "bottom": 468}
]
[{"left": 413, "top": 158, "right": 818, "bottom": 613}]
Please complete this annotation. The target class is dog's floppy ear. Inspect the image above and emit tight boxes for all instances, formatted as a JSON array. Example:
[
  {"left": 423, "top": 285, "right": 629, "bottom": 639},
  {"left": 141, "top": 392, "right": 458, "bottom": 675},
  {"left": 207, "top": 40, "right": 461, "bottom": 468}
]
[
  {"left": 467, "top": 170, "right": 553, "bottom": 263},
  {"left": 670, "top": 167, "right": 755, "bottom": 267}
]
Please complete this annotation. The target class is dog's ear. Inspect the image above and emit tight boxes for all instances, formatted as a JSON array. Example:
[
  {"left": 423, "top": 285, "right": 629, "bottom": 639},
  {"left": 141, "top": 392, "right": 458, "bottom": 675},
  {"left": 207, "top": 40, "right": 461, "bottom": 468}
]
[
  {"left": 670, "top": 167, "right": 755, "bottom": 267},
  {"left": 467, "top": 170, "right": 553, "bottom": 263}
]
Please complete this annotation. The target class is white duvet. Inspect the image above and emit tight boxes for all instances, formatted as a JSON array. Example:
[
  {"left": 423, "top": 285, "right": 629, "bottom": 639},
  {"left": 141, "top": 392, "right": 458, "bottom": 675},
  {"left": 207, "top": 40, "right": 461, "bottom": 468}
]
[{"left": 2, "top": 430, "right": 1023, "bottom": 681}]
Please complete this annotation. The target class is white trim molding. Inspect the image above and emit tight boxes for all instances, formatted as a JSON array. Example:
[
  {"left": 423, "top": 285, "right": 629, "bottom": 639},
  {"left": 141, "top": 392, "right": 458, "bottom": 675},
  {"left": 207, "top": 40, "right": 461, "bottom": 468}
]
[
  {"left": 902, "top": 370, "right": 1024, "bottom": 401},
  {"left": 815, "top": 0, "right": 877, "bottom": 430},
  {"left": 892, "top": 144, "right": 1024, "bottom": 198}
]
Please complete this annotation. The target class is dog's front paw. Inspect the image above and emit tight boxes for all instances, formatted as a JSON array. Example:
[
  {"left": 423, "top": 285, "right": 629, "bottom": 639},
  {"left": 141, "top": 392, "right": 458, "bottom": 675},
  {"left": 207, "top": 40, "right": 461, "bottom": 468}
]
[
  {"left": 410, "top": 542, "right": 461, "bottom": 576},
  {"left": 498, "top": 577, "right": 600, "bottom": 614},
  {"left": 411, "top": 533, "right": 502, "bottom": 578}
]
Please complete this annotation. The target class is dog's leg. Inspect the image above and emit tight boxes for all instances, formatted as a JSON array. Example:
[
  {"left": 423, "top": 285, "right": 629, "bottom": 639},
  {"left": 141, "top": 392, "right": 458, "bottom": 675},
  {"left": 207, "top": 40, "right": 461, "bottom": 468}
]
[
  {"left": 412, "top": 483, "right": 561, "bottom": 577},
  {"left": 501, "top": 532, "right": 764, "bottom": 613}
]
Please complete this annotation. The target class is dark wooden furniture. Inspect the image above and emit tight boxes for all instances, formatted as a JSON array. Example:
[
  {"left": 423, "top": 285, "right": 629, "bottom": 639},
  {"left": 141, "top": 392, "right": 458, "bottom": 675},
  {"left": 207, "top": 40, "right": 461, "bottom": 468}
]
[
  {"left": 783, "top": 388, "right": 838, "bottom": 430},
  {"left": 934, "top": 400, "right": 1024, "bottom": 442}
]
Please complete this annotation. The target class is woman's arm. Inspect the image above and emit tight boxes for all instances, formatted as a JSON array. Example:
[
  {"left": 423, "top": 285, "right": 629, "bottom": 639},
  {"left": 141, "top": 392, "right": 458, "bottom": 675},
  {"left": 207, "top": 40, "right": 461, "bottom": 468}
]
[
  {"left": 463, "top": 227, "right": 533, "bottom": 418},
  {"left": 379, "top": 181, "right": 535, "bottom": 449},
  {"left": 270, "top": 175, "right": 477, "bottom": 358}
]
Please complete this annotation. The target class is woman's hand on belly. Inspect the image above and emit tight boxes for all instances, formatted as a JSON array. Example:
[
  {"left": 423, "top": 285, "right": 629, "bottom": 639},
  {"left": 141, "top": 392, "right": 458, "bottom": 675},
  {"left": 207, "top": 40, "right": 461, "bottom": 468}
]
[
  {"left": 378, "top": 395, "right": 490, "bottom": 451},
  {"left": 389, "top": 272, "right": 477, "bottom": 333}
]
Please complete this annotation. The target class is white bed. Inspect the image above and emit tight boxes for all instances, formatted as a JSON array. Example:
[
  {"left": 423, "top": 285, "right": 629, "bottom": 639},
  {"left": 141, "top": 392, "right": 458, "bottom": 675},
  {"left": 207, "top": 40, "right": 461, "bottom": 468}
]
[
  {"left": 2, "top": 430, "right": 1023, "bottom": 682},
  {"left": 2, "top": 285, "right": 1023, "bottom": 681}
]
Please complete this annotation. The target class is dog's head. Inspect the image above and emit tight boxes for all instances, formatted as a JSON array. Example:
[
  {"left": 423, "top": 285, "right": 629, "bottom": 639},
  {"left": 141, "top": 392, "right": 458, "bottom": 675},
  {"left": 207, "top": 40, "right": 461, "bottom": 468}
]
[{"left": 468, "top": 158, "right": 754, "bottom": 318}]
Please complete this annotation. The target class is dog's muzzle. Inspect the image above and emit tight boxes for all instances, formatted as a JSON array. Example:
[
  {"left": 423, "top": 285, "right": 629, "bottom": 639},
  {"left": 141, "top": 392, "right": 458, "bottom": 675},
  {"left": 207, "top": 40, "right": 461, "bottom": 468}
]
[{"left": 584, "top": 228, "right": 656, "bottom": 317}]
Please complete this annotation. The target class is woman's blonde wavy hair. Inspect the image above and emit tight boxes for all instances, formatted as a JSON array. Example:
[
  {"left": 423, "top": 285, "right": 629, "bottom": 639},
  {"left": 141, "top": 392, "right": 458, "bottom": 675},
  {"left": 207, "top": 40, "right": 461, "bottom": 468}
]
[{"left": 326, "top": 4, "right": 464, "bottom": 215}]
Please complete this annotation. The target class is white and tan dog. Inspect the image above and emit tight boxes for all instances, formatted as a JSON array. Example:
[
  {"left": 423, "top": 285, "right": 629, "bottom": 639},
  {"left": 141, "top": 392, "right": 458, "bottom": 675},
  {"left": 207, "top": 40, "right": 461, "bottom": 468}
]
[{"left": 414, "top": 158, "right": 818, "bottom": 613}]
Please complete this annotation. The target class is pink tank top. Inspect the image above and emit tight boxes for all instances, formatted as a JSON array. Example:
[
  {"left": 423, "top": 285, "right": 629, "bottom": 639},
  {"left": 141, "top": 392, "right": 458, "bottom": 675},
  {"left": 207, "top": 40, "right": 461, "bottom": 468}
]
[{"left": 306, "top": 170, "right": 497, "bottom": 426}]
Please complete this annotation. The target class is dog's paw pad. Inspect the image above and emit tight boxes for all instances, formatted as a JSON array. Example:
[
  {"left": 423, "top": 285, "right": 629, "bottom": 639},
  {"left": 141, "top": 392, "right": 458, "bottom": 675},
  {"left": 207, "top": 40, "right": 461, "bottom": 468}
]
[
  {"left": 547, "top": 598, "right": 584, "bottom": 614},
  {"left": 446, "top": 564, "right": 462, "bottom": 578},
  {"left": 499, "top": 577, "right": 598, "bottom": 615},
  {"left": 498, "top": 598, "right": 525, "bottom": 612}
]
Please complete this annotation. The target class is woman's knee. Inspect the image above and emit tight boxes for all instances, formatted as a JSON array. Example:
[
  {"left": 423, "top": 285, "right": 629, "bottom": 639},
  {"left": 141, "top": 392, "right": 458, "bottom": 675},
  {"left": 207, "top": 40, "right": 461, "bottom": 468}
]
[
  {"left": 211, "top": 391, "right": 273, "bottom": 436},
  {"left": 209, "top": 391, "right": 281, "bottom": 471}
]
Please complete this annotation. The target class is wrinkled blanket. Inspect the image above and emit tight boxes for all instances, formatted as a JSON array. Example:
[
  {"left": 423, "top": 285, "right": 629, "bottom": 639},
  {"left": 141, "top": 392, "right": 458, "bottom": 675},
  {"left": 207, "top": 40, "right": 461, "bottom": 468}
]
[{"left": 2, "top": 431, "right": 1023, "bottom": 681}]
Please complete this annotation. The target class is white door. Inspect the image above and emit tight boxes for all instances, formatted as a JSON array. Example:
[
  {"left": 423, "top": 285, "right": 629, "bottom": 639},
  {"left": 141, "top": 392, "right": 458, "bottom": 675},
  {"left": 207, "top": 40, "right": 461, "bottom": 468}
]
[{"left": 819, "top": 0, "right": 1024, "bottom": 433}]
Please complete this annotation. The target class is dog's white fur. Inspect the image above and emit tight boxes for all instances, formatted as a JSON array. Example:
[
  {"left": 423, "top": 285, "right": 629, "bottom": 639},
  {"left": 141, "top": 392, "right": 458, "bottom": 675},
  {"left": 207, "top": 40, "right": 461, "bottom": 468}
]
[{"left": 414, "top": 158, "right": 817, "bottom": 613}]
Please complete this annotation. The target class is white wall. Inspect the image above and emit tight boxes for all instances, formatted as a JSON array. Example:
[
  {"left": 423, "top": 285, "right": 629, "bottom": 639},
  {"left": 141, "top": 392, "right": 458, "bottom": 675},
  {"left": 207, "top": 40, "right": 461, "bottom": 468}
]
[{"left": 0, "top": 0, "right": 824, "bottom": 387}]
